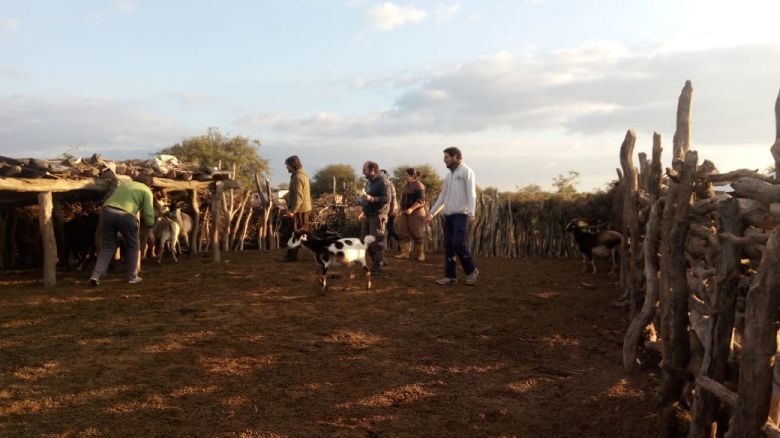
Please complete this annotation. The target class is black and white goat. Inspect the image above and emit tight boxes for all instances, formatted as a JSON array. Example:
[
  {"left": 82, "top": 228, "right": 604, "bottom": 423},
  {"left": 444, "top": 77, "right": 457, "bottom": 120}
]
[
  {"left": 287, "top": 230, "right": 376, "bottom": 292},
  {"left": 564, "top": 219, "right": 623, "bottom": 274}
]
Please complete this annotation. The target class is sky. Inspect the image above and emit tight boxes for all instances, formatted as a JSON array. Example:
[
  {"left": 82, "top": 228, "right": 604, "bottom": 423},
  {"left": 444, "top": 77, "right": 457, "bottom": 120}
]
[{"left": 1, "top": 0, "right": 779, "bottom": 191}]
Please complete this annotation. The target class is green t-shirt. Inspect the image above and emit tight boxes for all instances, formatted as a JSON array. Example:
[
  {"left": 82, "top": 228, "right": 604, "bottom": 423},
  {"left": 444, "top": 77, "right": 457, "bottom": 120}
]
[{"left": 104, "top": 181, "right": 155, "bottom": 227}]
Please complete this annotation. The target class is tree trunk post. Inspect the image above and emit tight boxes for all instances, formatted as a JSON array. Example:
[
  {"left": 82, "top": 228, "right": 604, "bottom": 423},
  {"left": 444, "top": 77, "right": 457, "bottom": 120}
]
[
  {"left": 730, "top": 225, "right": 780, "bottom": 437},
  {"left": 38, "top": 191, "right": 57, "bottom": 287},
  {"left": 620, "top": 129, "right": 642, "bottom": 317},
  {"left": 211, "top": 182, "right": 224, "bottom": 263},
  {"left": 673, "top": 80, "right": 693, "bottom": 161},
  {"left": 689, "top": 198, "right": 741, "bottom": 437},
  {"left": 191, "top": 188, "right": 200, "bottom": 254},
  {"left": 771, "top": 89, "right": 780, "bottom": 182}
]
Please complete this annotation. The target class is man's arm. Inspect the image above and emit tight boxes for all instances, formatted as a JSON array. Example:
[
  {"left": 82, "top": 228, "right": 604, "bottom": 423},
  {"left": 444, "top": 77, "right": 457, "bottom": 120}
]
[
  {"left": 466, "top": 167, "right": 477, "bottom": 218},
  {"left": 141, "top": 189, "right": 156, "bottom": 228}
]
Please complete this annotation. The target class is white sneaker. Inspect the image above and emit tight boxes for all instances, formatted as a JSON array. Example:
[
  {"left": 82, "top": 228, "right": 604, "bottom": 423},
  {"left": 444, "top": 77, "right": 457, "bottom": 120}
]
[
  {"left": 89, "top": 277, "right": 100, "bottom": 287},
  {"left": 128, "top": 276, "right": 143, "bottom": 284},
  {"left": 435, "top": 277, "right": 457, "bottom": 285},
  {"left": 465, "top": 268, "right": 479, "bottom": 285}
]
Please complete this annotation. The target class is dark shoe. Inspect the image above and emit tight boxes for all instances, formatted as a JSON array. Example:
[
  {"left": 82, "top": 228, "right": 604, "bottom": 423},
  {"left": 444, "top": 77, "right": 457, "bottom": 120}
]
[
  {"left": 277, "top": 256, "right": 297, "bottom": 262},
  {"left": 370, "top": 268, "right": 383, "bottom": 276},
  {"left": 89, "top": 277, "right": 100, "bottom": 287},
  {"left": 436, "top": 277, "right": 457, "bottom": 285}
]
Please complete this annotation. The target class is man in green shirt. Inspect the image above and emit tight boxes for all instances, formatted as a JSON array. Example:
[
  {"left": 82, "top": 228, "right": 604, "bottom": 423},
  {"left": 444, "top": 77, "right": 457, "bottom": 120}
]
[
  {"left": 279, "top": 155, "right": 312, "bottom": 262},
  {"left": 89, "top": 174, "right": 156, "bottom": 286}
]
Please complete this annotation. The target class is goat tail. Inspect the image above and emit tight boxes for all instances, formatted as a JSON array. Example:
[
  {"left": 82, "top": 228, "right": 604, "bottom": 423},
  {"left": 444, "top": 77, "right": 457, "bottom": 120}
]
[{"left": 363, "top": 235, "right": 376, "bottom": 246}]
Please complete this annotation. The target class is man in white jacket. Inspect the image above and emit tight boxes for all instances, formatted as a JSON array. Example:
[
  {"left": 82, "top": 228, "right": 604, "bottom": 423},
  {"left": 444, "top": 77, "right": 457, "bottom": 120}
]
[{"left": 425, "top": 146, "right": 479, "bottom": 285}]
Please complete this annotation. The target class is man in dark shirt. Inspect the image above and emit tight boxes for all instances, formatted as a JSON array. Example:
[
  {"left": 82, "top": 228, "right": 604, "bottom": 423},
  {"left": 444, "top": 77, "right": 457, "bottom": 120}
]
[{"left": 358, "top": 161, "right": 390, "bottom": 274}]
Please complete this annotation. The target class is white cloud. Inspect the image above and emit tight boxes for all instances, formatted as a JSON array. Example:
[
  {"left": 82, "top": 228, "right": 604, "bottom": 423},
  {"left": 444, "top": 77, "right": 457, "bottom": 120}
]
[
  {"left": 434, "top": 3, "right": 460, "bottom": 22},
  {"left": 241, "top": 42, "right": 780, "bottom": 150},
  {"left": 113, "top": 0, "right": 137, "bottom": 14},
  {"left": 0, "top": 93, "right": 186, "bottom": 159},
  {"left": 367, "top": 3, "right": 427, "bottom": 31},
  {"left": 0, "top": 18, "right": 20, "bottom": 32},
  {"left": 169, "top": 91, "right": 214, "bottom": 106}
]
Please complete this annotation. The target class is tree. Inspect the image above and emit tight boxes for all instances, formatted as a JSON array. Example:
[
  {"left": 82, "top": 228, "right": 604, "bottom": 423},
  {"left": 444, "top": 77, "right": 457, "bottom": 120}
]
[
  {"left": 311, "top": 164, "right": 360, "bottom": 197},
  {"left": 390, "top": 164, "right": 444, "bottom": 198},
  {"left": 552, "top": 170, "right": 580, "bottom": 199},
  {"left": 158, "top": 127, "right": 268, "bottom": 188}
]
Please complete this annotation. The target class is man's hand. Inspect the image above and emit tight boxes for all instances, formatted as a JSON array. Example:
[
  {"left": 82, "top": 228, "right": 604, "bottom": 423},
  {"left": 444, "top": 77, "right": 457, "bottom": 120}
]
[
  {"left": 468, "top": 216, "right": 476, "bottom": 224},
  {"left": 358, "top": 212, "right": 365, "bottom": 221},
  {"left": 284, "top": 210, "right": 294, "bottom": 218},
  {"left": 424, "top": 213, "right": 433, "bottom": 225},
  {"left": 405, "top": 208, "right": 413, "bottom": 216},
  {"left": 361, "top": 194, "right": 373, "bottom": 203}
]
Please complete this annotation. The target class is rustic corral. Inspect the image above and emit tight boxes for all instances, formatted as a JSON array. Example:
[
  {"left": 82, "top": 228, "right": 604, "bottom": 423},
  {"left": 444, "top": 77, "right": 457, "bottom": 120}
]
[{"left": 618, "top": 83, "right": 780, "bottom": 437}]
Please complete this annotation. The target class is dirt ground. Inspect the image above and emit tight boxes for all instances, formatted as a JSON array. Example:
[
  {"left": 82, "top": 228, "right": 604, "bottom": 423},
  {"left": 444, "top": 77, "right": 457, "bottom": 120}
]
[{"left": 0, "top": 250, "right": 660, "bottom": 437}]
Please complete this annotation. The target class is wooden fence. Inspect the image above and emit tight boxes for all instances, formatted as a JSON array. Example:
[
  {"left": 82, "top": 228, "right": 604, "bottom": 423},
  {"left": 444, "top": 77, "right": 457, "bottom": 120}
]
[{"left": 619, "top": 81, "right": 780, "bottom": 437}]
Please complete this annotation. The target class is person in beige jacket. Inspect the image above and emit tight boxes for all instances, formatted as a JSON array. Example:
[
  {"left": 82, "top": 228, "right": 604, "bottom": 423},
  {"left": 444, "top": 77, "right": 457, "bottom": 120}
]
[{"left": 280, "top": 155, "right": 312, "bottom": 262}]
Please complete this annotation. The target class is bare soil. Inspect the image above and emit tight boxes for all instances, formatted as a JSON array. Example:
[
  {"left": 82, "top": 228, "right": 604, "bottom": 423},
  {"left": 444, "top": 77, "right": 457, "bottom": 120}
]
[{"left": 0, "top": 251, "right": 659, "bottom": 437}]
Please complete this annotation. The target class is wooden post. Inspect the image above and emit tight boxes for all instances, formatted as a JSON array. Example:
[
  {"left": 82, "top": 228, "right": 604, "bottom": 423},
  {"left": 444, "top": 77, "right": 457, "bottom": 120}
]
[
  {"left": 658, "top": 150, "right": 698, "bottom": 436},
  {"left": 211, "top": 182, "right": 224, "bottom": 263},
  {"left": 38, "top": 192, "right": 57, "bottom": 287},
  {"left": 623, "top": 132, "right": 664, "bottom": 370},
  {"left": 672, "top": 80, "right": 693, "bottom": 160},
  {"left": 730, "top": 225, "right": 780, "bottom": 437},
  {"left": 771, "top": 89, "right": 780, "bottom": 182},
  {"left": 190, "top": 189, "right": 200, "bottom": 254},
  {"left": 689, "top": 198, "right": 741, "bottom": 437},
  {"left": 620, "top": 129, "right": 642, "bottom": 317}
]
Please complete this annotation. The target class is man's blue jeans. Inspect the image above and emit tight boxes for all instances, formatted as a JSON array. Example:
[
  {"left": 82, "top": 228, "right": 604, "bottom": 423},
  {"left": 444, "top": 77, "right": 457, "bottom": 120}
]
[{"left": 442, "top": 214, "right": 476, "bottom": 279}]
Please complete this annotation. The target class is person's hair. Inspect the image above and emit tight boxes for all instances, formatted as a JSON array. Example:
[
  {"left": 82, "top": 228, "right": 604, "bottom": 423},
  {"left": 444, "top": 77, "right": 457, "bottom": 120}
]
[
  {"left": 134, "top": 174, "right": 154, "bottom": 186},
  {"left": 405, "top": 168, "right": 418, "bottom": 178},
  {"left": 364, "top": 161, "right": 379, "bottom": 173},
  {"left": 285, "top": 155, "right": 302, "bottom": 170},
  {"left": 443, "top": 146, "right": 462, "bottom": 160}
]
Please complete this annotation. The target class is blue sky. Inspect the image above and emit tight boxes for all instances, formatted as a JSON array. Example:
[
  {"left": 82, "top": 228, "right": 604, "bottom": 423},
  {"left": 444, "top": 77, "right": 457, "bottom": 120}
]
[{"left": 1, "top": 0, "right": 779, "bottom": 191}]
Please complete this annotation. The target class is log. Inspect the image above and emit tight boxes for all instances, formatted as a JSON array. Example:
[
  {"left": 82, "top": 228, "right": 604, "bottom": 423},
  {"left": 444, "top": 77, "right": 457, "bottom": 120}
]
[
  {"left": 730, "top": 225, "right": 780, "bottom": 437},
  {"left": 0, "top": 177, "right": 112, "bottom": 193},
  {"left": 211, "top": 182, "right": 224, "bottom": 263},
  {"left": 37, "top": 192, "right": 57, "bottom": 287},
  {"left": 620, "top": 129, "right": 643, "bottom": 318},
  {"left": 690, "top": 198, "right": 741, "bottom": 437},
  {"left": 709, "top": 169, "right": 773, "bottom": 184},
  {"left": 659, "top": 148, "right": 697, "bottom": 436},
  {"left": 190, "top": 189, "right": 200, "bottom": 254},
  {"left": 737, "top": 198, "right": 780, "bottom": 229},
  {"left": 672, "top": 80, "right": 693, "bottom": 160},
  {"left": 771, "top": 89, "right": 780, "bottom": 182},
  {"left": 732, "top": 177, "right": 780, "bottom": 206},
  {"left": 696, "top": 376, "right": 738, "bottom": 409}
]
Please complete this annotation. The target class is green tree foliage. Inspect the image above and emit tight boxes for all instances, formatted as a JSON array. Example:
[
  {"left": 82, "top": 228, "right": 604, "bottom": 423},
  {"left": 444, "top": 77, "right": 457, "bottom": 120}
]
[
  {"left": 158, "top": 128, "right": 268, "bottom": 187},
  {"left": 390, "top": 164, "right": 443, "bottom": 198},
  {"left": 552, "top": 170, "right": 580, "bottom": 199},
  {"left": 311, "top": 163, "right": 360, "bottom": 197}
]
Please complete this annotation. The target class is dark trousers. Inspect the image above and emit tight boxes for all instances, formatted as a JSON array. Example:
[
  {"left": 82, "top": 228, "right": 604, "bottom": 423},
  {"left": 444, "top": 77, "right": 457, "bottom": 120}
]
[
  {"left": 284, "top": 211, "right": 310, "bottom": 260},
  {"left": 386, "top": 215, "right": 400, "bottom": 249},
  {"left": 361, "top": 215, "right": 387, "bottom": 270},
  {"left": 92, "top": 207, "right": 139, "bottom": 281},
  {"left": 442, "top": 214, "right": 476, "bottom": 279}
]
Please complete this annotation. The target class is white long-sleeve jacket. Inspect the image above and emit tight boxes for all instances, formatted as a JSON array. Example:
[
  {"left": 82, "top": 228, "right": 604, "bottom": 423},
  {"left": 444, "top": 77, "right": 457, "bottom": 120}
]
[{"left": 430, "top": 161, "right": 477, "bottom": 218}]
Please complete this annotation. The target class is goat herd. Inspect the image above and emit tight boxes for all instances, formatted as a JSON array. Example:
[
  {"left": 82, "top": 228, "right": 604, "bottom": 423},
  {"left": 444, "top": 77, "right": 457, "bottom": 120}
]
[{"left": 61, "top": 205, "right": 621, "bottom": 290}]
